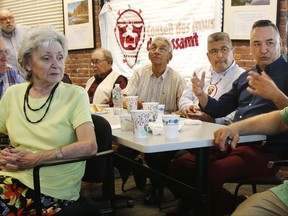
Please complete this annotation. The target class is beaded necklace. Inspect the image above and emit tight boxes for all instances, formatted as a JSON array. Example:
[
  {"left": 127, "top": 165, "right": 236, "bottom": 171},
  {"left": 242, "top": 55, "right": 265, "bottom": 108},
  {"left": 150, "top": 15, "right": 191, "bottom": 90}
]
[
  {"left": 205, "top": 70, "right": 228, "bottom": 97},
  {"left": 23, "top": 82, "right": 59, "bottom": 124}
]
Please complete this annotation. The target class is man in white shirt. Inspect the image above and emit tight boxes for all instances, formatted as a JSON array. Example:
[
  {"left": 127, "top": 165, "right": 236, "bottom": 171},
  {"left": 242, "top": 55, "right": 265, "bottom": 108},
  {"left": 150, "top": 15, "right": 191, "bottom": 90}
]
[{"left": 179, "top": 32, "right": 244, "bottom": 125}]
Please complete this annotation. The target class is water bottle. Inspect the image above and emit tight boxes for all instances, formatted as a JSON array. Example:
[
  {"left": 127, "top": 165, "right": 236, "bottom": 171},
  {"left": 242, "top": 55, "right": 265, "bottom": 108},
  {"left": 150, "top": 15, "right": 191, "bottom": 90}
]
[{"left": 112, "top": 84, "right": 122, "bottom": 108}]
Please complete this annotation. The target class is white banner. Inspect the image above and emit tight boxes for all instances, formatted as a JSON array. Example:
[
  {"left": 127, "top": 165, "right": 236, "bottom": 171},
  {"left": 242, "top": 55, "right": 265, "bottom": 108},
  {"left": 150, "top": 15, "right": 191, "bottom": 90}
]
[{"left": 99, "top": 0, "right": 222, "bottom": 78}]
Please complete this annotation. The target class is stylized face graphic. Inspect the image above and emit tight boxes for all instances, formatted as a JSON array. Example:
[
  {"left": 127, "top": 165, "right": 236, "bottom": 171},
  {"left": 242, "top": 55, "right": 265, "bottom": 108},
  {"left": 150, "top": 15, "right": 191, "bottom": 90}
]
[{"left": 114, "top": 9, "right": 145, "bottom": 68}]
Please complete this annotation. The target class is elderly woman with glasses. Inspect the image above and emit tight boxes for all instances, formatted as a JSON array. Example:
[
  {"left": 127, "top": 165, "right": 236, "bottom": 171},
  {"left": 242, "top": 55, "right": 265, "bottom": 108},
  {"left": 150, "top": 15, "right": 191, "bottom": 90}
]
[{"left": 0, "top": 26, "right": 97, "bottom": 215}]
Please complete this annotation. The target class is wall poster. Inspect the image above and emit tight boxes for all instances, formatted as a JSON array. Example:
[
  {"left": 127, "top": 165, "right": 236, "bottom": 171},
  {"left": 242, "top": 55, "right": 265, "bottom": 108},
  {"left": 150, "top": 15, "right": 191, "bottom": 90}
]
[
  {"left": 224, "top": 0, "right": 278, "bottom": 40},
  {"left": 63, "top": 0, "right": 95, "bottom": 50}
]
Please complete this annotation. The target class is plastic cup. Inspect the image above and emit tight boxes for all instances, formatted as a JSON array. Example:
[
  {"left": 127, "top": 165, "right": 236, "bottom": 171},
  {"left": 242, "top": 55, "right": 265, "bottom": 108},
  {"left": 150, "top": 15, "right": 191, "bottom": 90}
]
[
  {"left": 142, "top": 102, "right": 158, "bottom": 122},
  {"left": 126, "top": 96, "right": 138, "bottom": 113},
  {"left": 130, "top": 110, "right": 149, "bottom": 139},
  {"left": 119, "top": 114, "right": 133, "bottom": 131},
  {"left": 162, "top": 114, "right": 180, "bottom": 139}
]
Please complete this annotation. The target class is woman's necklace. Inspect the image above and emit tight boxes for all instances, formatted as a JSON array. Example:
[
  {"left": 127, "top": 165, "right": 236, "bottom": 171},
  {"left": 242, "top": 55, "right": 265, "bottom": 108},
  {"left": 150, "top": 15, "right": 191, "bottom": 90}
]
[
  {"left": 205, "top": 71, "right": 228, "bottom": 97},
  {"left": 23, "top": 83, "right": 59, "bottom": 124}
]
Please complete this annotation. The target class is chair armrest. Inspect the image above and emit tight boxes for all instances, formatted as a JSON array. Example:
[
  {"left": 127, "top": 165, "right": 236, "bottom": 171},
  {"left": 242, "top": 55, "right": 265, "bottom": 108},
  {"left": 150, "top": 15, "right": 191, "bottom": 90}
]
[
  {"left": 267, "top": 160, "right": 288, "bottom": 169},
  {"left": 33, "top": 149, "right": 114, "bottom": 216},
  {"left": 34, "top": 150, "right": 114, "bottom": 169}
]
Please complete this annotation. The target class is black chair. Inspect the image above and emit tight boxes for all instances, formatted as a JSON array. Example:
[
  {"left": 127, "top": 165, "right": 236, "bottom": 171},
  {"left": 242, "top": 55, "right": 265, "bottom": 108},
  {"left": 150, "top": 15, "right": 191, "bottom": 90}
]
[
  {"left": 33, "top": 151, "right": 115, "bottom": 216},
  {"left": 85, "top": 115, "right": 134, "bottom": 209},
  {"left": 229, "top": 175, "right": 283, "bottom": 196},
  {"left": 229, "top": 143, "right": 288, "bottom": 197},
  {"left": 33, "top": 115, "right": 116, "bottom": 216},
  {"left": 33, "top": 115, "right": 135, "bottom": 215}
]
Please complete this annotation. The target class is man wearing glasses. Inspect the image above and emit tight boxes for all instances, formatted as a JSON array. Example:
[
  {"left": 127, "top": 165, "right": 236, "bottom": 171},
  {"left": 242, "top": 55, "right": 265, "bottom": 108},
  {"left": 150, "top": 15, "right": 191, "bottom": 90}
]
[
  {"left": 169, "top": 20, "right": 288, "bottom": 216},
  {"left": 179, "top": 32, "right": 244, "bottom": 124},
  {"left": 85, "top": 48, "right": 128, "bottom": 105},
  {"left": 0, "top": 8, "right": 30, "bottom": 73},
  {"left": 122, "top": 36, "right": 186, "bottom": 113},
  {"left": 116, "top": 36, "right": 186, "bottom": 205}
]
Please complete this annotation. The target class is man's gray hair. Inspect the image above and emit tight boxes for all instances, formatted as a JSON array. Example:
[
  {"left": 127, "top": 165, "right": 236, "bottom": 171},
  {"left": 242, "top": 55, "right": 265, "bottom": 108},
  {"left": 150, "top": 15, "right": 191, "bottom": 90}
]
[
  {"left": 93, "top": 48, "right": 113, "bottom": 65},
  {"left": 152, "top": 36, "right": 173, "bottom": 55},
  {"left": 207, "top": 32, "right": 232, "bottom": 47}
]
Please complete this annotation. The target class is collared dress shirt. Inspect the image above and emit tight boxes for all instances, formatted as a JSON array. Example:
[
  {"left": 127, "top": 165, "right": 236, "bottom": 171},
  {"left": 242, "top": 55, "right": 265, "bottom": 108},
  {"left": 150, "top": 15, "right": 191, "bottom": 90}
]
[
  {"left": 122, "top": 64, "right": 186, "bottom": 113},
  {"left": 202, "top": 56, "right": 288, "bottom": 154},
  {"left": 179, "top": 61, "right": 244, "bottom": 124}
]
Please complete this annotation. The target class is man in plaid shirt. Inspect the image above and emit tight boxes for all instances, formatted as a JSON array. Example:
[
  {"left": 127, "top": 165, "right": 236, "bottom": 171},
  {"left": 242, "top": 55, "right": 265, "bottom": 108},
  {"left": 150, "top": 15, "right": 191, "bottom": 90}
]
[{"left": 0, "top": 35, "right": 25, "bottom": 100}]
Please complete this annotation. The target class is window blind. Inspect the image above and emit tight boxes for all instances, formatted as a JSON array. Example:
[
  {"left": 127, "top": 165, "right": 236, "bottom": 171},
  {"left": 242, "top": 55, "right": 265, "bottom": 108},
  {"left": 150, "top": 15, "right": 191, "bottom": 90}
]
[{"left": 0, "top": 0, "right": 64, "bottom": 32}]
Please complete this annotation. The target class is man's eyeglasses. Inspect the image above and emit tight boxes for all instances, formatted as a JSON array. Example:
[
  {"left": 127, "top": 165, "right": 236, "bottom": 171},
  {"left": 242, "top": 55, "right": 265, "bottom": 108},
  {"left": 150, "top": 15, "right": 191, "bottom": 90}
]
[
  {"left": 0, "top": 49, "right": 10, "bottom": 57},
  {"left": 149, "top": 46, "right": 169, "bottom": 53},
  {"left": 90, "top": 59, "right": 106, "bottom": 66},
  {"left": 208, "top": 46, "right": 231, "bottom": 56},
  {"left": 0, "top": 16, "right": 14, "bottom": 22}
]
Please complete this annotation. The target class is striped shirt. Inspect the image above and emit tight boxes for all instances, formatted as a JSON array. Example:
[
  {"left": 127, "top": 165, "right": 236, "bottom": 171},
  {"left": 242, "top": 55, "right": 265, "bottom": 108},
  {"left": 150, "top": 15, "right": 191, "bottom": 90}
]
[{"left": 122, "top": 64, "right": 186, "bottom": 113}]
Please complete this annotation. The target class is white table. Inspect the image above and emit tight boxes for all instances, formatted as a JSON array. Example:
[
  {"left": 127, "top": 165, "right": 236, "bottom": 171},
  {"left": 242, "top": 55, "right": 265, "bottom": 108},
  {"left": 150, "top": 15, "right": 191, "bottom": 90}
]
[
  {"left": 112, "top": 121, "right": 266, "bottom": 153},
  {"left": 101, "top": 113, "right": 266, "bottom": 215}
]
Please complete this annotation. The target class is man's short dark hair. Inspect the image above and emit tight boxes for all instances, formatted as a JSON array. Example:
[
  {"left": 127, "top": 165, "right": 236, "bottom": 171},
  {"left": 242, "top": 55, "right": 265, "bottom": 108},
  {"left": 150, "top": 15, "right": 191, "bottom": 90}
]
[{"left": 252, "top": 20, "right": 279, "bottom": 33}]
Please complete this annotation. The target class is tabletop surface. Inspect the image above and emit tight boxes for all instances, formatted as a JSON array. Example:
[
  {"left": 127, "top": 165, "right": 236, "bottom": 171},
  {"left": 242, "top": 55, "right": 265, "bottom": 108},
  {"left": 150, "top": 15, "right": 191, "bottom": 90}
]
[{"left": 111, "top": 119, "right": 266, "bottom": 153}]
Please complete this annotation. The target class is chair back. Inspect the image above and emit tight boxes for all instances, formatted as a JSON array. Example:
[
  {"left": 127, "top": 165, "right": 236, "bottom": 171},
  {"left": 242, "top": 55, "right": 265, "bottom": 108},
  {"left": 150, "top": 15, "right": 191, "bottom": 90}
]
[{"left": 82, "top": 114, "right": 112, "bottom": 183}]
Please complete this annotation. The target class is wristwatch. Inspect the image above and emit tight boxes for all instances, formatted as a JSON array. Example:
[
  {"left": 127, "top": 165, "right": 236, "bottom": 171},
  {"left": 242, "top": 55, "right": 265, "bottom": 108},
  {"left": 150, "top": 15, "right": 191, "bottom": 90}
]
[{"left": 55, "top": 147, "right": 64, "bottom": 159}]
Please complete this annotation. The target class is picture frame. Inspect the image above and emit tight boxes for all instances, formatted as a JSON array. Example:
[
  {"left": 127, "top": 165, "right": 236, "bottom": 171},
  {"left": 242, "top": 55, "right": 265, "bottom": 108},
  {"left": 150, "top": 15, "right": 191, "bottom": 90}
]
[
  {"left": 62, "top": 0, "right": 95, "bottom": 50},
  {"left": 223, "top": 0, "right": 278, "bottom": 40}
]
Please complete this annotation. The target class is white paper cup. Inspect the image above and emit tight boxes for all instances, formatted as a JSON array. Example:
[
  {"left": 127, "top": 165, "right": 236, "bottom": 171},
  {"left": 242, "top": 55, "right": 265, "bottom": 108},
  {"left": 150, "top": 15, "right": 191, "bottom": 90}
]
[
  {"left": 130, "top": 110, "right": 149, "bottom": 138},
  {"left": 126, "top": 96, "right": 138, "bottom": 113},
  {"left": 162, "top": 114, "right": 180, "bottom": 139},
  {"left": 142, "top": 102, "right": 158, "bottom": 122},
  {"left": 119, "top": 114, "right": 133, "bottom": 131},
  {"left": 157, "top": 104, "right": 165, "bottom": 118}
]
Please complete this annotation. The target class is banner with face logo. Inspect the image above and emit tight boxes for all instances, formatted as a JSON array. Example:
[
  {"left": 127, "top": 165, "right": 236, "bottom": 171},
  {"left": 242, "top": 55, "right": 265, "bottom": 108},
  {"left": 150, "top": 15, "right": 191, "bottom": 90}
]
[{"left": 99, "top": 0, "right": 222, "bottom": 78}]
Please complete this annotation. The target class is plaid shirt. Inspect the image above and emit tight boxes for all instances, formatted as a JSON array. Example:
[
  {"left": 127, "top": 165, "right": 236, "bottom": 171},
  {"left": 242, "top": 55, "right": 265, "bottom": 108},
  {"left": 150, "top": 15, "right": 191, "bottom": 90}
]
[{"left": 0, "top": 66, "right": 25, "bottom": 100}]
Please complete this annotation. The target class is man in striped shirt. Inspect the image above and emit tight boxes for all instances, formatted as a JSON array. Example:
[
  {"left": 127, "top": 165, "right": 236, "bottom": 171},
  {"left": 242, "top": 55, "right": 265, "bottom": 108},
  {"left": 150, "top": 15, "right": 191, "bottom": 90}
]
[{"left": 116, "top": 36, "right": 186, "bottom": 203}]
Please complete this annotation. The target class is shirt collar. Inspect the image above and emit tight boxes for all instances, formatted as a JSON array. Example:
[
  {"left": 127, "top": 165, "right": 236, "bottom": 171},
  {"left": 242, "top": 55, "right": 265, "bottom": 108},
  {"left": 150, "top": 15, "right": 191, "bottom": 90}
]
[
  {"left": 149, "top": 65, "right": 169, "bottom": 79},
  {"left": 1, "top": 28, "right": 16, "bottom": 38},
  {"left": 209, "top": 60, "right": 236, "bottom": 76}
]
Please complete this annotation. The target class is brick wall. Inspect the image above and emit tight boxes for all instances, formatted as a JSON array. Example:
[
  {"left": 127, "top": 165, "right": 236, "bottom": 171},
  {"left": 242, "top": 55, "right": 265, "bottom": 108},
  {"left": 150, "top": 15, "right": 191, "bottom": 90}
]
[{"left": 66, "top": 0, "right": 288, "bottom": 87}]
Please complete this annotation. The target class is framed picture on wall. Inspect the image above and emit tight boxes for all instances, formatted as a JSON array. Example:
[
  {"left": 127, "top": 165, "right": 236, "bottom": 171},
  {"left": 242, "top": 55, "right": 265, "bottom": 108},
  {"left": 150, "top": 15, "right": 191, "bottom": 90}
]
[
  {"left": 223, "top": 0, "right": 278, "bottom": 40},
  {"left": 63, "top": 0, "right": 95, "bottom": 50}
]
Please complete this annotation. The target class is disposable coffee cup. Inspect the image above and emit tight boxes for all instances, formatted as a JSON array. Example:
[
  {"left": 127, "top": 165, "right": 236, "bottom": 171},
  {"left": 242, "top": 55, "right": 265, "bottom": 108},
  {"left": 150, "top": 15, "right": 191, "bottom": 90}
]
[
  {"left": 162, "top": 114, "right": 180, "bottom": 139},
  {"left": 119, "top": 114, "right": 133, "bottom": 131},
  {"left": 126, "top": 96, "right": 138, "bottom": 113},
  {"left": 130, "top": 110, "right": 149, "bottom": 138},
  {"left": 142, "top": 102, "right": 158, "bottom": 122}
]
